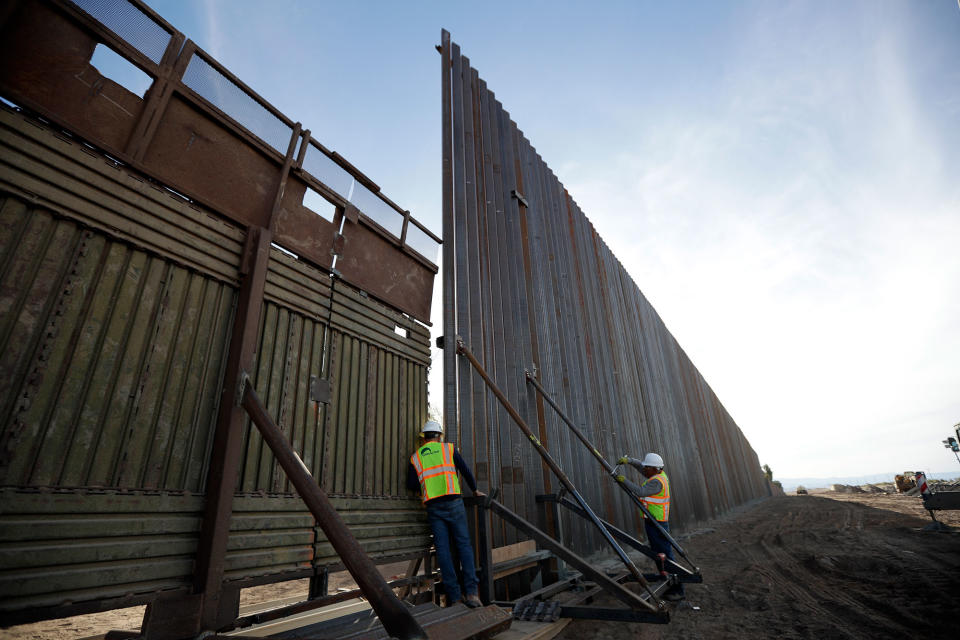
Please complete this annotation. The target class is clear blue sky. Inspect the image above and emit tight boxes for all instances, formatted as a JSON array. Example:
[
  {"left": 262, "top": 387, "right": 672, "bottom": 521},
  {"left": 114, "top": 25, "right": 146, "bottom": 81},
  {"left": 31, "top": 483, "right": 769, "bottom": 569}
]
[{"left": 137, "top": 0, "right": 960, "bottom": 479}]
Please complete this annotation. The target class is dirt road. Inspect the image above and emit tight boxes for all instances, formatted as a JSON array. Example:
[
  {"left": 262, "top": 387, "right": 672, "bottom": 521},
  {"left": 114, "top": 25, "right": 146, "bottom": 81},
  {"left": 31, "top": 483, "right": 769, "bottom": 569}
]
[{"left": 557, "top": 491, "right": 960, "bottom": 640}]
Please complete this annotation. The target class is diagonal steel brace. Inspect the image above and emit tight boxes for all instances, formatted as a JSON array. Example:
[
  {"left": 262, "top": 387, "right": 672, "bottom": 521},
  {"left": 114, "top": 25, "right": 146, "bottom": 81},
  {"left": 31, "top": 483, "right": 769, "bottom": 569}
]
[
  {"left": 455, "top": 338, "right": 664, "bottom": 610},
  {"left": 525, "top": 371, "right": 700, "bottom": 574}
]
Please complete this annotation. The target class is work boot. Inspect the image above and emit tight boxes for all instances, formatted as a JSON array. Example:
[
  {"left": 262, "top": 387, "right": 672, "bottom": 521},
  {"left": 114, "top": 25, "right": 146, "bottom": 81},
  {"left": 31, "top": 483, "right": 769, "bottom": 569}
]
[
  {"left": 655, "top": 553, "right": 667, "bottom": 576},
  {"left": 462, "top": 593, "right": 483, "bottom": 608}
]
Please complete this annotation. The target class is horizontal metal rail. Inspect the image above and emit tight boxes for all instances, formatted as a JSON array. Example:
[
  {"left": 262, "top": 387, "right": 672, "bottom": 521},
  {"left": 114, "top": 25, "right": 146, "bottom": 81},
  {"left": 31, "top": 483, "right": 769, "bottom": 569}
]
[
  {"left": 526, "top": 372, "right": 699, "bottom": 573},
  {"left": 239, "top": 376, "right": 427, "bottom": 640}
]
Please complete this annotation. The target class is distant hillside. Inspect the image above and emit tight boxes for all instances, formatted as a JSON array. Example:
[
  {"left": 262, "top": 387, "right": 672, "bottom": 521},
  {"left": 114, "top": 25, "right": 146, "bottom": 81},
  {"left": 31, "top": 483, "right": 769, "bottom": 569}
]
[{"left": 777, "top": 471, "right": 960, "bottom": 492}]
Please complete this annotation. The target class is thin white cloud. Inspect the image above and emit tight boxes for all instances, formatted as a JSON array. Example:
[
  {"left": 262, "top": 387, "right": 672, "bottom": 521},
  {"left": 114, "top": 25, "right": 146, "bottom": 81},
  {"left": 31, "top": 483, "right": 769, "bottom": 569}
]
[
  {"left": 560, "top": 2, "right": 960, "bottom": 477},
  {"left": 200, "top": 0, "right": 225, "bottom": 58}
]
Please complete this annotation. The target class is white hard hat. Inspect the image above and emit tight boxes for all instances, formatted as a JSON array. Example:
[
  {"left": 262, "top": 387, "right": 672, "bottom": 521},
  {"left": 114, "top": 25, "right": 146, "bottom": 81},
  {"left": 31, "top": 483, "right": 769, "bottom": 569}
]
[
  {"left": 641, "top": 453, "right": 664, "bottom": 468},
  {"left": 422, "top": 420, "right": 443, "bottom": 434}
]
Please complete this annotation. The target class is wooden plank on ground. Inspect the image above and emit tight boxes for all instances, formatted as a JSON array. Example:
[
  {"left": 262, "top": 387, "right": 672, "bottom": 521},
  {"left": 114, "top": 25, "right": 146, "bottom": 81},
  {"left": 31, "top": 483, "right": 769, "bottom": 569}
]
[
  {"left": 226, "top": 598, "right": 370, "bottom": 636},
  {"left": 491, "top": 541, "right": 536, "bottom": 565},
  {"left": 491, "top": 618, "right": 571, "bottom": 640}
]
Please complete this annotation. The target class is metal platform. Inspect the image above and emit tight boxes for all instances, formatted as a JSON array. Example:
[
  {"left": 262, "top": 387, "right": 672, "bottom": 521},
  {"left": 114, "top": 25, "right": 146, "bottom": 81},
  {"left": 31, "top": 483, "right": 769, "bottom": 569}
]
[{"left": 234, "top": 603, "right": 510, "bottom": 640}]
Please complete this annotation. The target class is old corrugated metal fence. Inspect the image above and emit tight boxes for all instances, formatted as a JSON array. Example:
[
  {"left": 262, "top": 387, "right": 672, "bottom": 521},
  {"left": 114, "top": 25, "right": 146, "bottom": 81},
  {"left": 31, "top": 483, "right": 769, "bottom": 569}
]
[
  {"left": 0, "top": 0, "right": 438, "bottom": 626},
  {"left": 440, "top": 31, "right": 768, "bottom": 554}
]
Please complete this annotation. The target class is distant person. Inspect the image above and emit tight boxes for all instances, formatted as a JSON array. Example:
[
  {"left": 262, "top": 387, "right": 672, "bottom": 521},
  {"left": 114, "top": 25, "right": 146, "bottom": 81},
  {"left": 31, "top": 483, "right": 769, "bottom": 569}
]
[
  {"left": 617, "top": 452, "right": 685, "bottom": 601},
  {"left": 407, "top": 420, "right": 485, "bottom": 608}
]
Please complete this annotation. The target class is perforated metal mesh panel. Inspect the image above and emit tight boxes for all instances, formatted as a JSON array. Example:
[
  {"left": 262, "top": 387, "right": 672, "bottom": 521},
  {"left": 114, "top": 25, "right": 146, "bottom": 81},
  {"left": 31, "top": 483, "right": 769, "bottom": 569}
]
[
  {"left": 70, "top": 0, "right": 171, "bottom": 64},
  {"left": 182, "top": 54, "right": 293, "bottom": 153},
  {"left": 302, "top": 142, "right": 356, "bottom": 200},
  {"left": 348, "top": 182, "right": 404, "bottom": 238},
  {"left": 405, "top": 222, "right": 441, "bottom": 263}
]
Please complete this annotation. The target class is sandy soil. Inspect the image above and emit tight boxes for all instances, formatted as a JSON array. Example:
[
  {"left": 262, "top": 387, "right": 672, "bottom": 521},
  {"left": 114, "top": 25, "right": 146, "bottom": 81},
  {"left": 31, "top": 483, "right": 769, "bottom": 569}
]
[
  {"left": 0, "top": 564, "right": 400, "bottom": 640},
  {"left": 556, "top": 490, "right": 960, "bottom": 640},
  {"left": 5, "top": 492, "right": 958, "bottom": 639}
]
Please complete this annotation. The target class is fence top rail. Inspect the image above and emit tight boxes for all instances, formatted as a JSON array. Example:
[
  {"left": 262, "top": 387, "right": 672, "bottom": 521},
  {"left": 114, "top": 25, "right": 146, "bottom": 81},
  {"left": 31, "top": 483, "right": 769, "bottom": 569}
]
[{"left": 11, "top": 0, "right": 440, "bottom": 268}]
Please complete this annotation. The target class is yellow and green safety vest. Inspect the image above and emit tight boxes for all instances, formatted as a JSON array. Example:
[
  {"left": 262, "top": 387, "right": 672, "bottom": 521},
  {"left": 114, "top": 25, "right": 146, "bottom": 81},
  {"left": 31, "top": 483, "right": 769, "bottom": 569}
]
[
  {"left": 410, "top": 442, "right": 461, "bottom": 503},
  {"left": 641, "top": 471, "right": 670, "bottom": 522}
]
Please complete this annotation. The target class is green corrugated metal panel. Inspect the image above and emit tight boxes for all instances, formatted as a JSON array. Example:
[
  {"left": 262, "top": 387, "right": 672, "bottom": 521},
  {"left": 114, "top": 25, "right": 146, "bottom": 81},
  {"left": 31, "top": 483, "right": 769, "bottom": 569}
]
[
  {"left": 262, "top": 248, "right": 431, "bottom": 367},
  {"left": 222, "top": 495, "right": 428, "bottom": 583},
  {"left": 330, "top": 287, "right": 430, "bottom": 365},
  {"left": 0, "top": 489, "right": 430, "bottom": 611},
  {"left": 0, "top": 106, "right": 245, "bottom": 286},
  {"left": 0, "top": 198, "right": 236, "bottom": 491},
  {"left": 322, "top": 333, "right": 426, "bottom": 497},
  {"left": 264, "top": 249, "right": 332, "bottom": 320},
  {"left": 0, "top": 102, "right": 434, "bottom": 617},
  {"left": 238, "top": 295, "right": 428, "bottom": 496},
  {"left": 0, "top": 489, "right": 203, "bottom": 612}
]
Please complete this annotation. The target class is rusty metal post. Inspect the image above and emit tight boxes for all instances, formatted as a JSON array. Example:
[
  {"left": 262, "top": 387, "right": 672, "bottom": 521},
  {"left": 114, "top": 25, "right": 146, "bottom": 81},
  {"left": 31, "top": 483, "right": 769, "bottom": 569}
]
[
  {"left": 240, "top": 378, "right": 427, "bottom": 640},
  {"left": 525, "top": 372, "right": 699, "bottom": 573},
  {"left": 455, "top": 338, "right": 663, "bottom": 609},
  {"left": 193, "top": 226, "right": 272, "bottom": 631},
  {"left": 472, "top": 495, "right": 495, "bottom": 604},
  {"left": 440, "top": 29, "right": 457, "bottom": 432}
]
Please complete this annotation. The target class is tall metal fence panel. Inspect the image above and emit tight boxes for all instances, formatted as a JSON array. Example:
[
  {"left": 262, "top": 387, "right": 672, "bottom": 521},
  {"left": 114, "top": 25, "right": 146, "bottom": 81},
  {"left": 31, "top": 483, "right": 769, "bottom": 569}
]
[
  {"left": 0, "top": 0, "right": 437, "bottom": 626},
  {"left": 441, "top": 32, "right": 768, "bottom": 554}
]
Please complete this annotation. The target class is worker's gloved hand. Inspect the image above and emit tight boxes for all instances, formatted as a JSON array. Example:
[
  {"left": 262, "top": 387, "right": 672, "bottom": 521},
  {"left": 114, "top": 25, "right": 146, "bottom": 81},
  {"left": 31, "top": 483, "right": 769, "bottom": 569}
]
[
  {"left": 618, "top": 456, "right": 630, "bottom": 465},
  {"left": 616, "top": 474, "right": 626, "bottom": 483}
]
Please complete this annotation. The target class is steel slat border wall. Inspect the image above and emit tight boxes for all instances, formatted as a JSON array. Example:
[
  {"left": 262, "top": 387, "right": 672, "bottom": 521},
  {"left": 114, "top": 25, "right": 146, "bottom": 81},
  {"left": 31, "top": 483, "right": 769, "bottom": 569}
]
[{"left": 443, "top": 34, "right": 768, "bottom": 554}]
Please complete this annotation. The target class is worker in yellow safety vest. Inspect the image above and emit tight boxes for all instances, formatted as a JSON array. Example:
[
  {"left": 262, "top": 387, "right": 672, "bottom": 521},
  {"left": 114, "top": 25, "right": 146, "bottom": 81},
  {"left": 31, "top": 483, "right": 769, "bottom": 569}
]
[
  {"left": 406, "top": 420, "right": 485, "bottom": 608},
  {"left": 617, "top": 452, "right": 685, "bottom": 601}
]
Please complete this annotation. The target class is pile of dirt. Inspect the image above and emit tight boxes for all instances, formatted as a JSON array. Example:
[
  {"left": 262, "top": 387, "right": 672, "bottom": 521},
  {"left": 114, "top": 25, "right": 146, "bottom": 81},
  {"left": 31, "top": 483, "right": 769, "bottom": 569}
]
[
  {"left": 556, "top": 491, "right": 960, "bottom": 640},
  {"left": 830, "top": 483, "right": 866, "bottom": 493},
  {"left": 861, "top": 484, "right": 888, "bottom": 494}
]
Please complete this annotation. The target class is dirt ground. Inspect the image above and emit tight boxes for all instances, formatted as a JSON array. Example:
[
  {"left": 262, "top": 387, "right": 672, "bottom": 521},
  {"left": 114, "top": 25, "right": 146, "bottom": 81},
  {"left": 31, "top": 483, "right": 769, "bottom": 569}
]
[
  {"left": 4, "top": 490, "right": 959, "bottom": 639},
  {"left": 556, "top": 490, "right": 960, "bottom": 640},
  {"left": 0, "top": 565, "right": 393, "bottom": 639}
]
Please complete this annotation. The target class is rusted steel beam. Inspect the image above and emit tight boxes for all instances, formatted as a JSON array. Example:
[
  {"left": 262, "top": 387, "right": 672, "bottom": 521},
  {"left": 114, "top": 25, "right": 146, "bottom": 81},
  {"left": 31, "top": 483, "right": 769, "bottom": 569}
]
[
  {"left": 268, "top": 121, "right": 303, "bottom": 231},
  {"left": 239, "top": 380, "right": 427, "bottom": 640},
  {"left": 123, "top": 28, "right": 185, "bottom": 160},
  {"left": 440, "top": 29, "right": 457, "bottom": 432},
  {"left": 525, "top": 372, "right": 699, "bottom": 573},
  {"left": 472, "top": 495, "right": 495, "bottom": 604},
  {"left": 193, "top": 226, "right": 273, "bottom": 631},
  {"left": 455, "top": 338, "right": 662, "bottom": 611}
]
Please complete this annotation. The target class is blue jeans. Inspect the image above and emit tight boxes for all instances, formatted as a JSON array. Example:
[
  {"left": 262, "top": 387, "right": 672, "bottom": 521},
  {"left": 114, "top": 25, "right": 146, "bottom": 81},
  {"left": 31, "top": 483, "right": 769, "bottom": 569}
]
[
  {"left": 426, "top": 498, "right": 478, "bottom": 603},
  {"left": 645, "top": 519, "right": 684, "bottom": 595}
]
